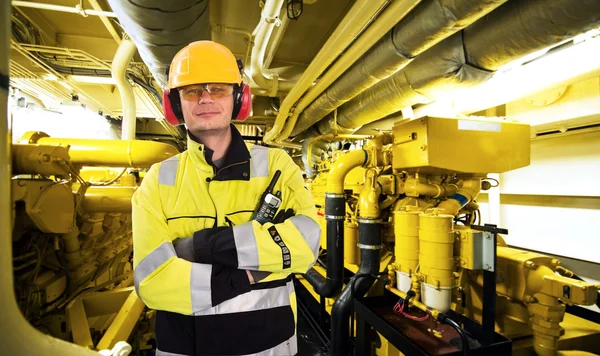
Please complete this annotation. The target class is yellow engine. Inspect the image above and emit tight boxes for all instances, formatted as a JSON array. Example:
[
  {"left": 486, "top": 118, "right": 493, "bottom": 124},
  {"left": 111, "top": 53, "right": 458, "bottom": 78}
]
[
  {"left": 303, "top": 117, "right": 600, "bottom": 356},
  {"left": 10, "top": 131, "right": 177, "bottom": 352}
]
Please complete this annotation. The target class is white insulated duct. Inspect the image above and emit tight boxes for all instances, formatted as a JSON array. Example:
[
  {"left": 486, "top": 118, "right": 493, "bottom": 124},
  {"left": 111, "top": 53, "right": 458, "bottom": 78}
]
[
  {"left": 290, "top": 0, "right": 509, "bottom": 136},
  {"left": 320, "top": 0, "right": 600, "bottom": 134},
  {"left": 112, "top": 39, "right": 137, "bottom": 140}
]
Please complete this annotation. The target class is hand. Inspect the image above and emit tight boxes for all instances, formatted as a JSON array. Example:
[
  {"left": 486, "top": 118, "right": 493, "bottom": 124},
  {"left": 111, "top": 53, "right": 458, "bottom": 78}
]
[{"left": 272, "top": 208, "right": 295, "bottom": 224}]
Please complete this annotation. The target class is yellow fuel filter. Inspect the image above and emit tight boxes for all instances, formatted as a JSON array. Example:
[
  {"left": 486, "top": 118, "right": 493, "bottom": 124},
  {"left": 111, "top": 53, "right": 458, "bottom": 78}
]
[{"left": 418, "top": 211, "right": 455, "bottom": 312}]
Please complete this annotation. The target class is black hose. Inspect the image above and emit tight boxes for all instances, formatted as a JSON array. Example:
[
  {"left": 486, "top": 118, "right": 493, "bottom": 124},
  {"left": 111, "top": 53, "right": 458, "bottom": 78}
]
[
  {"left": 439, "top": 313, "right": 469, "bottom": 356},
  {"left": 330, "top": 221, "right": 381, "bottom": 356},
  {"left": 305, "top": 195, "right": 345, "bottom": 297}
]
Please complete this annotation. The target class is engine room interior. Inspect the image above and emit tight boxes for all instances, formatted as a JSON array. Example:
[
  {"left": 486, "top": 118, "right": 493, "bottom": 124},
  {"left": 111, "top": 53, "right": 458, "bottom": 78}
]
[{"left": 1, "top": 0, "right": 600, "bottom": 355}]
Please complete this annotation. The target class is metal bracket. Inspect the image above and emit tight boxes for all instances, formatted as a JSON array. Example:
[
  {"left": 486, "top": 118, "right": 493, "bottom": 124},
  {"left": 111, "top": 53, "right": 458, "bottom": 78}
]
[{"left": 482, "top": 231, "right": 495, "bottom": 272}]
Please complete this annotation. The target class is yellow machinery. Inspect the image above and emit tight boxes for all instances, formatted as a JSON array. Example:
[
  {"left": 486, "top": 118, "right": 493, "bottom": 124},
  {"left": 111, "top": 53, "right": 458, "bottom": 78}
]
[
  {"left": 10, "top": 131, "right": 177, "bottom": 352},
  {"left": 302, "top": 116, "right": 600, "bottom": 355}
]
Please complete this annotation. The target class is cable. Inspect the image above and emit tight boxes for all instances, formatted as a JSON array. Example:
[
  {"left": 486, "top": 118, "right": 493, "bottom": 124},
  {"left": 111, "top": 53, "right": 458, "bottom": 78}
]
[
  {"left": 483, "top": 177, "right": 499, "bottom": 187},
  {"left": 393, "top": 297, "right": 429, "bottom": 321},
  {"left": 439, "top": 313, "right": 469, "bottom": 356},
  {"left": 88, "top": 167, "right": 127, "bottom": 186}
]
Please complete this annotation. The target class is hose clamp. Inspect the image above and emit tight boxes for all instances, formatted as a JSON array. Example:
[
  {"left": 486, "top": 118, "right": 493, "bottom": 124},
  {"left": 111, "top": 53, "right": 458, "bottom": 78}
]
[
  {"left": 325, "top": 193, "right": 345, "bottom": 198},
  {"left": 357, "top": 243, "right": 383, "bottom": 250},
  {"left": 358, "top": 218, "right": 383, "bottom": 224},
  {"left": 325, "top": 215, "right": 345, "bottom": 220}
]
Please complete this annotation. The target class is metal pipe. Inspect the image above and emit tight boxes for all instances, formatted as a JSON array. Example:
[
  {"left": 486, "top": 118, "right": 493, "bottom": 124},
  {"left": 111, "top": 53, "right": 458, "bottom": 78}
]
[
  {"left": 11, "top": 1, "right": 117, "bottom": 17},
  {"left": 262, "top": 0, "right": 398, "bottom": 144},
  {"left": 263, "top": 12, "right": 290, "bottom": 71},
  {"left": 327, "top": 150, "right": 368, "bottom": 195},
  {"left": 1, "top": 2, "right": 97, "bottom": 353},
  {"left": 32, "top": 137, "right": 178, "bottom": 168},
  {"left": 250, "top": 0, "right": 296, "bottom": 94},
  {"left": 433, "top": 178, "right": 481, "bottom": 216},
  {"left": 82, "top": 187, "right": 137, "bottom": 213},
  {"left": 306, "top": 134, "right": 373, "bottom": 170},
  {"left": 273, "top": 0, "right": 421, "bottom": 142},
  {"left": 111, "top": 39, "right": 137, "bottom": 141}
]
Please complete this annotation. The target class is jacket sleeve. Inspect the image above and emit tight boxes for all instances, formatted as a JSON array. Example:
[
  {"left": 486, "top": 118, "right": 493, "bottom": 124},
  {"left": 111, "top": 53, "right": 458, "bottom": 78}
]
[
  {"left": 193, "top": 150, "right": 321, "bottom": 274},
  {"left": 132, "top": 163, "right": 250, "bottom": 315}
]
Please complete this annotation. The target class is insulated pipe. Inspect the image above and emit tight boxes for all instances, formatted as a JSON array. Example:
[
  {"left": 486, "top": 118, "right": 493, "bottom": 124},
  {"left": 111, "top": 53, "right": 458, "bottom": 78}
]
[
  {"left": 11, "top": 1, "right": 117, "bottom": 17},
  {"left": 112, "top": 39, "right": 137, "bottom": 141},
  {"left": 106, "top": 0, "right": 210, "bottom": 86},
  {"left": 32, "top": 137, "right": 178, "bottom": 168},
  {"left": 290, "top": 0, "right": 509, "bottom": 136},
  {"left": 262, "top": 0, "right": 411, "bottom": 144},
  {"left": 305, "top": 150, "right": 369, "bottom": 297},
  {"left": 330, "top": 171, "right": 382, "bottom": 356},
  {"left": 250, "top": 0, "right": 295, "bottom": 95},
  {"left": 316, "top": 0, "right": 600, "bottom": 134}
]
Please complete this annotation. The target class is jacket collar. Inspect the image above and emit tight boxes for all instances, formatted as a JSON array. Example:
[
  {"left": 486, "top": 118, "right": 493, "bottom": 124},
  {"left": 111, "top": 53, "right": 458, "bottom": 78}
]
[{"left": 187, "top": 124, "right": 251, "bottom": 180}]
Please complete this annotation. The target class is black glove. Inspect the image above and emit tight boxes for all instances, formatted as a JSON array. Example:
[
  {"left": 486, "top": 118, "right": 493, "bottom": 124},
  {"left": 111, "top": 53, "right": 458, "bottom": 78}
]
[
  {"left": 173, "top": 226, "right": 231, "bottom": 264},
  {"left": 272, "top": 208, "right": 295, "bottom": 224}
]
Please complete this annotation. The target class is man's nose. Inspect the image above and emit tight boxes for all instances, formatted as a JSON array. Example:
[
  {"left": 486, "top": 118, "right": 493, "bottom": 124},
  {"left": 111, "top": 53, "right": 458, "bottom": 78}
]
[{"left": 199, "top": 89, "right": 214, "bottom": 103}]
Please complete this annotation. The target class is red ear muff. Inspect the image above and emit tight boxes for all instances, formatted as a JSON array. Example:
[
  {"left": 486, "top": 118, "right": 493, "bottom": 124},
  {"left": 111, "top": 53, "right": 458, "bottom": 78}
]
[
  {"left": 163, "top": 90, "right": 184, "bottom": 126},
  {"left": 234, "top": 83, "right": 252, "bottom": 121}
]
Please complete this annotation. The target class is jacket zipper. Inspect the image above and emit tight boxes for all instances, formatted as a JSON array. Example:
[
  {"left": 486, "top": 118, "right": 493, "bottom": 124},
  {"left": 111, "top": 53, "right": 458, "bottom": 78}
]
[
  {"left": 215, "top": 160, "right": 248, "bottom": 176},
  {"left": 210, "top": 160, "right": 249, "bottom": 227}
]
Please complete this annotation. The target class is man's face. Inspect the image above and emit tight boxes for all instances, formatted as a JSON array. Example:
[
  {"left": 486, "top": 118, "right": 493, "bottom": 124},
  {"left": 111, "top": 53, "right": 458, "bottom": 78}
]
[{"left": 179, "top": 83, "right": 234, "bottom": 136}]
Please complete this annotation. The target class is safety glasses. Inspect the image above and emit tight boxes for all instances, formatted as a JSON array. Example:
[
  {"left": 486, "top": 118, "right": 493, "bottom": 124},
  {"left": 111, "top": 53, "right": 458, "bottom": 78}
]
[{"left": 179, "top": 83, "right": 234, "bottom": 101}]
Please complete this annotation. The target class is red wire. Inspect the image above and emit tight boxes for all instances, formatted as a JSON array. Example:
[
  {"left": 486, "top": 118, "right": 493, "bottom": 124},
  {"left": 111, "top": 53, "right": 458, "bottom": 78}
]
[{"left": 393, "top": 299, "right": 429, "bottom": 322}]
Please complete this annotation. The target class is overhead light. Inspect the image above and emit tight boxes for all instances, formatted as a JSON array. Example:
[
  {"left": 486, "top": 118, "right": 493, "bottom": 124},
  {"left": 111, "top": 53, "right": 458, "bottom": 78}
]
[{"left": 68, "top": 75, "right": 117, "bottom": 85}]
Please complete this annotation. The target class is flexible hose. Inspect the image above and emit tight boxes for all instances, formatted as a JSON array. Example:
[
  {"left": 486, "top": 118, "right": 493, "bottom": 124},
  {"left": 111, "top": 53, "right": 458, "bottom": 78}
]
[{"left": 439, "top": 313, "right": 469, "bottom": 356}]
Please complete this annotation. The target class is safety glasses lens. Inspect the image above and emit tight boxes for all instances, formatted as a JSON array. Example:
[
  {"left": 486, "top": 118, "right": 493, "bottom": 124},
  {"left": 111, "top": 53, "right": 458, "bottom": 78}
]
[{"left": 180, "top": 84, "right": 233, "bottom": 100}]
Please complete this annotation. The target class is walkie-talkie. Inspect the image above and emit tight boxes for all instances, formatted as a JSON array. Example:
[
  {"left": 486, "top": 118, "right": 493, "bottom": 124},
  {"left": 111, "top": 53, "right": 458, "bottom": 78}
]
[{"left": 253, "top": 170, "right": 282, "bottom": 224}]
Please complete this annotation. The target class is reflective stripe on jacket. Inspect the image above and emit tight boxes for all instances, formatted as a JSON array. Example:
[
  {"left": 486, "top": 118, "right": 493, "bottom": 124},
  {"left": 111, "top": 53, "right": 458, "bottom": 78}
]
[{"left": 132, "top": 124, "right": 320, "bottom": 355}]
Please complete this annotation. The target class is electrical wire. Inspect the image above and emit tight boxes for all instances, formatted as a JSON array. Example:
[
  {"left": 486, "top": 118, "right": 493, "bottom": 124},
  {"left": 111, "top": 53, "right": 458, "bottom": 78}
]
[
  {"left": 393, "top": 297, "right": 429, "bottom": 321},
  {"left": 88, "top": 168, "right": 127, "bottom": 186},
  {"left": 439, "top": 314, "right": 469, "bottom": 356},
  {"left": 483, "top": 177, "right": 499, "bottom": 187}
]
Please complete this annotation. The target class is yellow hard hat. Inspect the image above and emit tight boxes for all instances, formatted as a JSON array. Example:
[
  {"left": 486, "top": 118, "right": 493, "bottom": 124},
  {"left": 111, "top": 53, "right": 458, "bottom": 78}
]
[{"left": 168, "top": 41, "right": 242, "bottom": 89}]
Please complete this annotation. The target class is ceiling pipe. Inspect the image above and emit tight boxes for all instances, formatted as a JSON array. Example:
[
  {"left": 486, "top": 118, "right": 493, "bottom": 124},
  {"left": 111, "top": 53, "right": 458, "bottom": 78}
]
[
  {"left": 315, "top": 0, "right": 600, "bottom": 135},
  {"left": 263, "top": 11, "right": 290, "bottom": 71},
  {"left": 106, "top": 0, "right": 211, "bottom": 87},
  {"left": 111, "top": 39, "right": 137, "bottom": 140},
  {"left": 290, "top": 0, "right": 510, "bottom": 137},
  {"left": 263, "top": 0, "right": 421, "bottom": 146},
  {"left": 11, "top": 1, "right": 117, "bottom": 17},
  {"left": 249, "top": 0, "right": 296, "bottom": 96}
]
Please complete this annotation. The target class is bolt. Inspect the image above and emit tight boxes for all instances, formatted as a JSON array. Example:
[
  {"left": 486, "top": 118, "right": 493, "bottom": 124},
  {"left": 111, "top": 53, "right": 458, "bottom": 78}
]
[
  {"left": 486, "top": 233, "right": 492, "bottom": 240},
  {"left": 420, "top": 144, "right": 427, "bottom": 151},
  {"left": 485, "top": 264, "right": 491, "bottom": 270},
  {"left": 525, "top": 261, "right": 535, "bottom": 268}
]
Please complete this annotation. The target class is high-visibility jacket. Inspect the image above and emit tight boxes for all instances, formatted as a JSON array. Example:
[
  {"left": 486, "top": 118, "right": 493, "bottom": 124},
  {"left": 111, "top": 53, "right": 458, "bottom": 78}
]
[{"left": 132, "top": 125, "right": 320, "bottom": 356}]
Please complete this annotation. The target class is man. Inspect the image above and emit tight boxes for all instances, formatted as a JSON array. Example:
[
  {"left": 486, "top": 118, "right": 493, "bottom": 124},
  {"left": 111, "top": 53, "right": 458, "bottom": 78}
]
[{"left": 132, "top": 41, "right": 321, "bottom": 356}]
